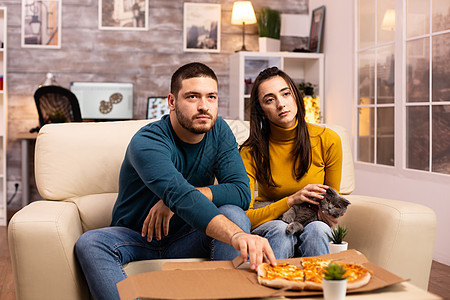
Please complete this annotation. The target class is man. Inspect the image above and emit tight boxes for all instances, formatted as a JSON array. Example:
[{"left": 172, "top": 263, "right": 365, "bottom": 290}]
[{"left": 75, "top": 62, "right": 276, "bottom": 300}]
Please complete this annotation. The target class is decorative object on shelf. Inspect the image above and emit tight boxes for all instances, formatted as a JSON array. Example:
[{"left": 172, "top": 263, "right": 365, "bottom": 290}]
[
  {"left": 299, "top": 82, "right": 320, "bottom": 123},
  {"left": 303, "top": 96, "right": 321, "bottom": 123},
  {"left": 147, "top": 96, "right": 169, "bottom": 119},
  {"left": 184, "top": 2, "right": 221, "bottom": 53},
  {"left": 99, "top": 0, "right": 148, "bottom": 30},
  {"left": 21, "top": 0, "right": 61, "bottom": 48},
  {"left": 298, "top": 81, "right": 315, "bottom": 97},
  {"left": 308, "top": 5, "right": 325, "bottom": 53},
  {"left": 231, "top": 1, "right": 256, "bottom": 52},
  {"left": 257, "top": 7, "right": 281, "bottom": 52},
  {"left": 322, "top": 263, "right": 348, "bottom": 300},
  {"left": 327, "top": 224, "right": 349, "bottom": 254}
]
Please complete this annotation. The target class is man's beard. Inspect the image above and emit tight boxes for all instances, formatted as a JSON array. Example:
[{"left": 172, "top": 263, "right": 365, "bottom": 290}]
[{"left": 175, "top": 103, "right": 217, "bottom": 134}]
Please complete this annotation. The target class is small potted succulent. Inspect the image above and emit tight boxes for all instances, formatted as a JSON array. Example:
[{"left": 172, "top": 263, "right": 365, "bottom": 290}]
[
  {"left": 322, "top": 263, "right": 348, "bottom": 300},
  {"left": 257, "top": 7, "right": 281, "bottom": 52},
  {"left": 327, "top": 224, "right": 349, "bottom": 254}
]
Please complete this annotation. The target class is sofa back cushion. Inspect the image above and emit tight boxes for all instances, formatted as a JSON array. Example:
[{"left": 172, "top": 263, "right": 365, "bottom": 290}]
[
  {"left": 320, "top": 124, "right": 355, "bottom": 194},
  {"left": 35, "top": 120, "right": 153, "bottom": 200}
]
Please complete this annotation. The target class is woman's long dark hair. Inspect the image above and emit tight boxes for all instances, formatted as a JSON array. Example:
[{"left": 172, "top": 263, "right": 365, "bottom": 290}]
[{"left": 240, "top": 67, "right": 311, "bottom": 187}]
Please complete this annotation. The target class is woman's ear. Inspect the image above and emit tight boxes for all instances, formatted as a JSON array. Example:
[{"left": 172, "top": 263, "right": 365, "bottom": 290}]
[{"left": 168, "top": 93, "right": 176, "bottom": 111}]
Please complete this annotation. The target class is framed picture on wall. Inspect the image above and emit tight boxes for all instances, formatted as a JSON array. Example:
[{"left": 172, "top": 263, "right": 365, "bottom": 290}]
[
  {"left": 147, "top": 96, "right": 170, "bottom": 119},
  {"left": 308, "top": 5, "right": 325, "bottom": 53},
  {"left": 99, "top": 0, "right": 148, "bottom": 30},
  {"left": 21, "top": 0, "right": 61, "bottom": 48},
  {"left": 183, "top": 3, "right": 221, "bottom": 53}
]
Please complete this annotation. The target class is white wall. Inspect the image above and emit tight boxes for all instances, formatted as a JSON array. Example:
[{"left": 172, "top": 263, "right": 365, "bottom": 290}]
[{"left": 310, "top": 0, "right": 450, "bottom": 265}]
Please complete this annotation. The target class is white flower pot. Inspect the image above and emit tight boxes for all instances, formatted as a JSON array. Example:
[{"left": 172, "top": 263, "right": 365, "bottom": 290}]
[
  {"left": 329, "top": 241, "right": 348, "bottom": 254},
  {"left": 323, "top": 278, "right": 348, "bottom": 300},
  {"left": 258, "top": 37, "right": 280, "bottom": 52}
]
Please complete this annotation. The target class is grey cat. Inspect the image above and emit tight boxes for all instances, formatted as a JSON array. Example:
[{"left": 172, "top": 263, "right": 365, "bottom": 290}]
[{"left": 253, "top": 187, "right": 350, "bottom": 235}]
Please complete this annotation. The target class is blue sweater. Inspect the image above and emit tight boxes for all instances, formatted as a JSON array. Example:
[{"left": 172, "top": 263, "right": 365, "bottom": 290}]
[{"left": 111, "top": 115, "right": 251, "bottom": 234}]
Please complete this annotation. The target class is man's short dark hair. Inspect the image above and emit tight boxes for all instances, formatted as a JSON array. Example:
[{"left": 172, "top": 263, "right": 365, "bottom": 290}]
[{"left": 170, "top": 62, "right": 218, "bottom": 97}]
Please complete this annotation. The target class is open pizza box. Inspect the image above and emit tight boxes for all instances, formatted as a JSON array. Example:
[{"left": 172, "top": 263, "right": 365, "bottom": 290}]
[{"left": 117, "top": 249, "right": 406, "bottom": 300}]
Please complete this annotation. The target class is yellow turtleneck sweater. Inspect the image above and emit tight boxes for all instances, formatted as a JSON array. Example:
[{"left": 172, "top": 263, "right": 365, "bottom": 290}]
[{"left": 240, "top": 121, "right": 343, "bottom": 229}]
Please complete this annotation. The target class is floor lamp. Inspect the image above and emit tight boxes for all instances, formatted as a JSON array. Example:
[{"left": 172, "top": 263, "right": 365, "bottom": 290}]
[{"left": 231, "top": 1, "right": 257, "bottom": 52}]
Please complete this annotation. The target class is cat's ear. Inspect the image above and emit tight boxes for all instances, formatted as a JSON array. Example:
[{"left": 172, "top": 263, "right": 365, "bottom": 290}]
[
  {"left": 327, "top": 187, "right": 338, "bottom": 196},
  {"left": 342, "top": 197, "right": 351, "bottom": 206}
]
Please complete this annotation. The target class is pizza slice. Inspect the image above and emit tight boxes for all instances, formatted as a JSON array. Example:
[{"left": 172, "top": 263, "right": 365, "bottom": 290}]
[
  {"left": 336, "top": 262, "right": 373, "bottom": 289},
  {"left": 256, "top": 262, "right": 306, "bottom": 290},
  {"left": 301, "top": 257, "right": 333, "bottom": 290}
]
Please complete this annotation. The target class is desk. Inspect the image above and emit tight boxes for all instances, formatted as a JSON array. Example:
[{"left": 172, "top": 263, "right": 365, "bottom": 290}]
[{"left": 17, "top": 132, "right": 37, "bottom": 207}]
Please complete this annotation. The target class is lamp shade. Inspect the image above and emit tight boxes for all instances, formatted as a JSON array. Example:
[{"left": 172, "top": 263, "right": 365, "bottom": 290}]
[
  {"left": 381, "top": 9, "right": 395, "bottom": 31},
  {"left": 231, "top": 1, "right": 257, "bottom": 25}
]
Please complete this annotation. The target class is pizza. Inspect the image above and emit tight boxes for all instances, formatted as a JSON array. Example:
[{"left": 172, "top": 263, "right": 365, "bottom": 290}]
[
  {"left": 257, "top": 257, "right": 372, "bottom": 291},
  {"left": 257, "top": 262, "right": 306, "bottom": 290}
]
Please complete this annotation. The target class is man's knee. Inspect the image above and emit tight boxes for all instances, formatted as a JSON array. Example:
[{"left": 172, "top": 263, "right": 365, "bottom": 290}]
[
  {"left": 218, "top": 204, "right": 251, "bottom": 232},
  {"left": 75, "top": 230, "right": 100, "bottom": 258}
]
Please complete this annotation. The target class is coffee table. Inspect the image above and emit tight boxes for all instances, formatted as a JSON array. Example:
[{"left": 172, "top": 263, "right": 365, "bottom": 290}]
[{"left": 283, "top": 282, "right": 441, "bottom": 299}]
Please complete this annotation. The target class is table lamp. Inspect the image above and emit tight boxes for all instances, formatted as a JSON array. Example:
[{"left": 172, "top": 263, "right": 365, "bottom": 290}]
[{"left": 231, "top": 1, "right": 257, "bottom": 51}]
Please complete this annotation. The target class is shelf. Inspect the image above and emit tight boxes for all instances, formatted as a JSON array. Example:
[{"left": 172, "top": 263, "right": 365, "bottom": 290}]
[
  {"left": 229, "top": 51, "right": 324, "bottom": 121},
  {"left": 0, "top": 7, "right": 7, "bottom": 226}
]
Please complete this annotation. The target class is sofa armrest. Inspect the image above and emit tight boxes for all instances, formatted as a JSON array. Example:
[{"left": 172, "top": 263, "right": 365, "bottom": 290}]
[
  {"left": 8, "top": 201, "right": 89, "bottom": 300},
  {"left": 340, "top": 195, "right": 436, "bottom": 290}
]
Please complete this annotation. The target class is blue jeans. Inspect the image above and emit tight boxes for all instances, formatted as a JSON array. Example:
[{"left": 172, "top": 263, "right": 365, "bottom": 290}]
[
  {"left": 251, "top": 220, "right": 331, "bottom": 259},
  {"left": 75, "top": 205, "right": 250, "bottom": 300}
]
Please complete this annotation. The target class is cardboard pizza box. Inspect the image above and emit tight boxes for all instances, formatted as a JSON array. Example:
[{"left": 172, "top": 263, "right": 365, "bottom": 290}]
[{"left": 117, "top": 249, "right": 406, "bottom": 300}]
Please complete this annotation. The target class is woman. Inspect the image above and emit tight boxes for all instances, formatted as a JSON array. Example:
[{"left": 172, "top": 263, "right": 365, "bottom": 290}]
[{"left": 240, "top": 67, "right": 343, "bottom": 259}]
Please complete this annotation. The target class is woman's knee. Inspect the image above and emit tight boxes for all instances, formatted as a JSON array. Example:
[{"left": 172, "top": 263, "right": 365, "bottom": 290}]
[
  {"left": 253, "top": 220, "right": 296, "bottom": 259},
  {"left": 302, "top": 221, "right": 331, "bottom": 242},
  {"left": 305, "top": 221, "right": 330, "bottom": 233}
]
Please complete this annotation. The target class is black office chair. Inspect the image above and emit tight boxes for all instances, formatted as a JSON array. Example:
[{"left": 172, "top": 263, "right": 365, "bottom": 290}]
[{"left": 33, "top": 85, "right": 82, "bottom": 131}]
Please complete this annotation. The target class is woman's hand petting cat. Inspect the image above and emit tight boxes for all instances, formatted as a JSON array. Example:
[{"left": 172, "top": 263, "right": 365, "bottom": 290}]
[
  {"left": 142, "top": 199, "right": 174, "bottom": 242},
  {"left": 317, "top": 209, "right": 339, "bottom": 227},
  {"left": 286, "top": 184, "right": 329, "bottom": 207}
]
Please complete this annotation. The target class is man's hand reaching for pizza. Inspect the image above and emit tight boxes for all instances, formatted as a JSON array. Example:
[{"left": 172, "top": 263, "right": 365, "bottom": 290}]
[
  {"left": 230, "top": 232, "right": 277, "bottom": 271},
  {"left": 142, "top": 199, "right": 174, "bottom": 242}
]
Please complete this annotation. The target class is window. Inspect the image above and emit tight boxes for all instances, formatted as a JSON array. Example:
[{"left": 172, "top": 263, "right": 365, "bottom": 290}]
[
  {"left": 356, "top": 0, "right": 395, "bottom": 166},
  {"left": 405, "top": 0, "right": 450, "bottom": 174},
  {"left": 355, "top": 0, "right": 450, "bottom": 175}
]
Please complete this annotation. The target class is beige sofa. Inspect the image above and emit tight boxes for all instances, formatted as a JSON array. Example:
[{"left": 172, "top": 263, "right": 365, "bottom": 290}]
[{"left": 8, "top": 119, "right": 436, "bottom": 300}]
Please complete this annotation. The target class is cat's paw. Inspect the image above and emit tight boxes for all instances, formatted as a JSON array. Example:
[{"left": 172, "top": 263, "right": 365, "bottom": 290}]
[
  {"left": 286, "top": 222, "right": 304, "bottom": 235},
  {"left": 282, "top": 215, "right": 295, "bottom": 223}
]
